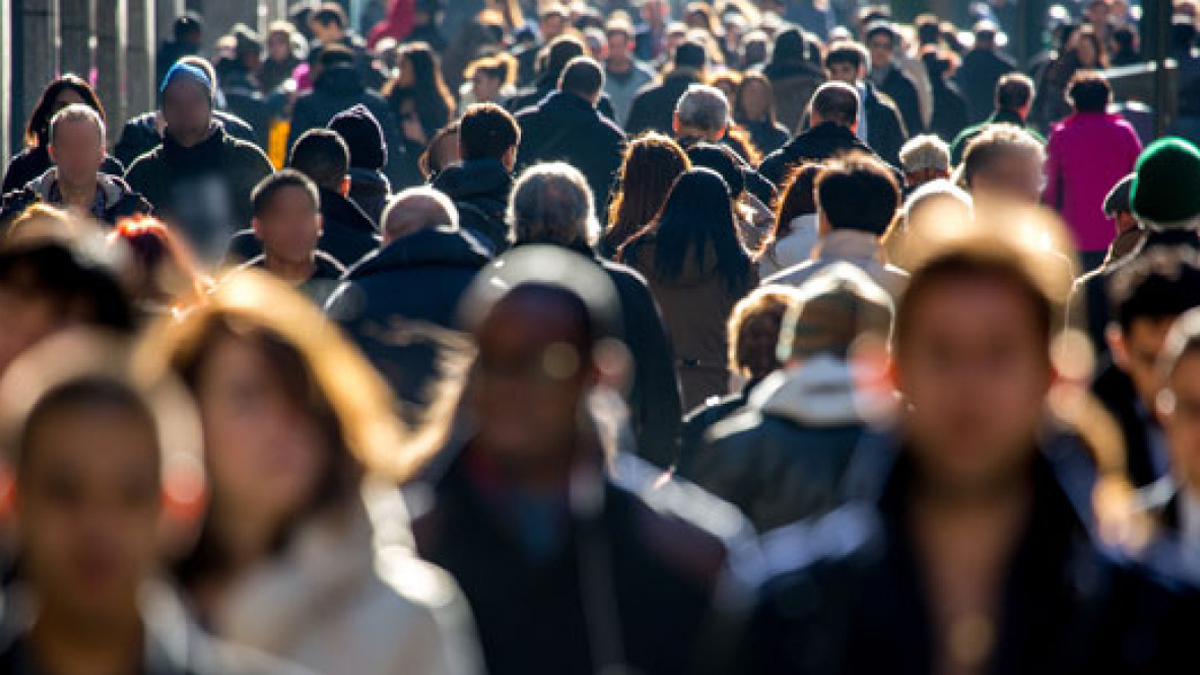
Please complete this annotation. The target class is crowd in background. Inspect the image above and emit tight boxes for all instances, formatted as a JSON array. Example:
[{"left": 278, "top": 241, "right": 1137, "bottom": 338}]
[{"left": 3, "top": 0, "right": 1200, "bottom": 674}]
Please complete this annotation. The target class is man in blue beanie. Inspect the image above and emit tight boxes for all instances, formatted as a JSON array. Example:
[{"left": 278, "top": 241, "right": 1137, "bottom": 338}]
[{"left": 125, "top": 61, "right": 274, "bottom": 265}]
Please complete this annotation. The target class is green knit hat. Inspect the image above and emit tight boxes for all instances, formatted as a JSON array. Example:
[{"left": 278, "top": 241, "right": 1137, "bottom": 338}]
[{"left": 1131, "top": 137, "right": 1200, "bottom": 228}]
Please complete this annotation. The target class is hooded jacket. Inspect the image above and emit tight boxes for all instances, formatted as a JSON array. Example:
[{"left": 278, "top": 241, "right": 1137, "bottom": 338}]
[
  {"left": 431, "top": 159, "right": 513, "bottom": 253},
  {"left": 325, "top": 226, "right": 490, "bottom": 408},
  {"left": 685, "top": 358, "right": 882, "bottom": 533},
  {"left": 0, "top": 168, "right": 153, "bottom": 227},
  {"left": 114, "top": 111, "right": 261, "bottom": 168}
]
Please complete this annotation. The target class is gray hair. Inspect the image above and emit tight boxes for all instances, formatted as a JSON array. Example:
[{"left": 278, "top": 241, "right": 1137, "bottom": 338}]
[
  {"left": 899, "top": 134, "right": 950, "bottom": 174},
  {"left": 507, "top": 162, "right": 599, "bottom": 248},
  {"left": 902, "top": 178, "right": 973, "bottom": 222},
  {"left": 382, "top": 186, "right": 459, "bottom": 241},
  {"left": 49, "top": 104, "right": 106, "bottom": 146},
  {"left": 675, "top": 84, "right": 729, "bottom": 134}
]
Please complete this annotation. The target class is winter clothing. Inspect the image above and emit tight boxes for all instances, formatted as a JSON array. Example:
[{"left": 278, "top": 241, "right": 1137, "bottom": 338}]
[
  {"left": 763, "top": 229, "right": 909, "bottom": 297},
  {"left": 623, "top": 237, "right": 758, "bottom": 410},
  {"left": 412, "top": 433, "right": 750, "bottom": 675},
  {"left": 124, "top": 125, "right": 273, "bottom": 264},
  {"left": 204, "top": 480, "right": 483, "bottom": 675},
  {"left": 758, "top": 122, "right": 875, "bottom": 187},
  {"left": 761, "top": 61, "right": 825, "bottom": 137},
  {"left": 1044, "top": 112, "right": 1143, "bottom": 253},
  {"left": 625, "top": 71, "right": 701, "bottom": 137},
  {"left": 861, "top": 82, "right": 909, "bottom": 167},
  {"left": 740, "top": 118, "right": 791, "bottom": 156},
  {"left": 347, "top": 167, "right": 391, "bottom": 226},
  {"left": 949, "top": 108, "right": 1044, "bottom": 165},
  {"left": 1131, "top": 137, "right": 1200, "bottom": 227},
  {"left": 1093, "top": 362, "right": 1169, "bottom": 488},
  {"left": 258, "top": 56, "right": 301, "bottom": 95},
  {"left": 0, "top": 584, "right": 314, "bottom": 675},
  {"left": 516, "top": 92, "right": 626, "bottom": 217},
  {"left": 0, "top": 168, "right": 153, "bottom": 227},
  {"left": 954, "top": 47, "right": 1016, "bottom": 125},
  {"left": 113, "top": 111, "right": 261, "bottom": 168},
  {"left": 328, "top": 105, "right": 393, "bottom": 223},
  {"left": 2, "top": 144, "right": 125, "bottom": 195},
  {"left": 872, "top": 65, "right": 923, "bottom": 137},
  {"left": 226, "top": 186, "right": 381, "bottom": 269},
  {"left": 604, "top": 60, "right": 656, "bottom": 127},
  {"left": 757, "top": 214, "right": 819, "bottom": 279},
  {"left": 684, "top": 358, "right": 876, "bottom": 533},
  {"left": 325, "top": 226, "right": 490, "bottom": 408},
  {"left": 161, "top": 62, "right": 215, "bottom": 104},
  {"left": 677, "top": 381, "right": 757, "bottom": 477},
  {"left": 926, "top": 71, "right": 969, "bottom": 144},
  {"left": 430, "top": 159, "right": 513, "bottom": 253},
  {"left": 288, "top": 65, "right": 404, "bottom": 186},
  {"left": 234, "top": 251, "right": 346, "bottom": 306},
  {"left": 736, "top": 448, "right": 1200, "bottom": 674}
]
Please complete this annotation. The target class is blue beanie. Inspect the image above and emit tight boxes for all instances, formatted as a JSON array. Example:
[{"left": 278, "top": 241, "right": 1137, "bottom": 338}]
[{"left": 160, "top": 62, "right": 214, "bottom": 105}]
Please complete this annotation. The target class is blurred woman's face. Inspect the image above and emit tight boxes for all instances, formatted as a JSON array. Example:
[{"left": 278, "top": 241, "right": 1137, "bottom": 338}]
[
  {"left": 740, "top": 81, "right": 771, "bottom": 119},
  {"left": 397, "top": 56, "right": 417, "bottom": 88},
  {"left": 267, "top": 33, "right": 291, "bottom": 61},
  {"left": 194, "top": 335, "right": 326, "bottom": 526}
]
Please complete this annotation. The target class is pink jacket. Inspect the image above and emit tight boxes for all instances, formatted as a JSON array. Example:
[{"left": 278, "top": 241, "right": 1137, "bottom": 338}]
[{"left": 1043, "top": 112, "right": 1142, "bottom": 252}]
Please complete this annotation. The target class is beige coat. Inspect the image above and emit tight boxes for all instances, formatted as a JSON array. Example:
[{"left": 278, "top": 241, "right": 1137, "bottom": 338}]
[{"left": 210, "top": 479, "right": 483, "bottom": 675}]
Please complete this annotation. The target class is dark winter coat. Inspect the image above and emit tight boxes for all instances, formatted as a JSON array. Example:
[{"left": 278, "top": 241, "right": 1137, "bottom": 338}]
[
  {"left": 347, "top": 167, "right": 390, "bottom": 226},
  {"left": 124, "top": 126, "right": 273, "bottom": 264},
  {"left": 739, "top": 118, "right": 791, "bottom": 156},
  {"left": 955, "top": 47, "right": 1017, "bottom": 125},
  {"left": 927, "top": 74, "right": 970, "bottom": 144},
  {"left": 430, "top": 158, "right": 513, "bottom": 253},
  {"left": 875, "top": 66, "right": 923, "bottom": 137},
  {"left": 683, "top": 362, "right": 874, "bottom": 533},
  {"left": 1093, "top": 362, "right": 1166, "bottom": 488},
  {"left": 758, "top": 122, "right": 876, "bottom": 187},
  {"left": 234, "top": 251, "right": 346, "bottom": 306},
  {"left": 287, "top": 65, "right": 405, "bottom": 186},
  {"left": 0, "top": 168, "right": 153, "bottom": 228},
  {"left": 412, "top": 443, "right": 748, "bottom": 675},
  {"left": 734, "top": 450, "right": 1200, "bottom": 674},
  {"left": 2, "top": 144, "right": 125, "bottom": 194},
  {"left": 625, "top": 71, "right": 700, "bottom": 137},
  {"left": 950, "top": 109, "right": 1044, "bottom": 165},
  {"left": 761, "top": 62, "right": 825, "bottom": 136},
  {"left": 516, "top": 92, "right": 626, "bottom": 217},
  {"left": 225, "top": 186, "right": 381, "bottom": 269},
  {"left": 114, "top": 111, "right": 261, "bottom": 168},
  {"left": 862, "top": 82, "right": 909, "bottom": 167},
  {"left": 325, "top": 226, "right": 490, "bottom": 408}
]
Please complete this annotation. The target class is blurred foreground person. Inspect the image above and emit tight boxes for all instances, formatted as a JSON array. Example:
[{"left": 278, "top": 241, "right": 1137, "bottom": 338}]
[
  {"left": 411, "top": 245, "right": 749, "bottom": 675},
  {"left": 958, "top": 124, "right": 1046, "bottom": 205},
  {"left": 735, "top": 223, "right": 1200, "bottom": 674},
  {"left": 0, "top": 336, "right": 307, "bottom": 675},
  {"left": 327, "top": 187, "right": 489, "bottom": 410},
  {"left": 1093, "top": 251, "right": 1200, "bottom": 487},
  {"left": 143, "top": 272, "right": 482, "bottom": 675},
  {"left": 689, "top": 264, "right": 893, "bottom": 533},
  {"left": 1, "top": 105, "right": 152, "bottom": 228}
]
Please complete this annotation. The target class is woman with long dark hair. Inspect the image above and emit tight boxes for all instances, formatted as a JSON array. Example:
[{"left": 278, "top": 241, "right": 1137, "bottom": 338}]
[
  {"left": 603, "top": 133, "right": 691, "bottom": 258},
  {"left": 2, "top": 75, "right": 124, "bottom": 194},
  {"left": 140, "top": 271, "right": 481, "bottom": 675},
  {"left": 620, "top": 168, "right": 758, "bottom": 408},
  {"left": 384, "top": 42, "right": 455, "bottom": 146},
  {"left": 734, "top": 72, "right": 790, "bottom": 155}
]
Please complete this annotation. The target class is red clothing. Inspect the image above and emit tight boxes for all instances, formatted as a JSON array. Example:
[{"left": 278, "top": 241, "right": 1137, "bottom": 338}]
[
  {"left": 368, "top": 0, "right": 414, "bottom": 47},
  {"left": 1043, "top": 112, "right": 1142, "bottom": 252}
]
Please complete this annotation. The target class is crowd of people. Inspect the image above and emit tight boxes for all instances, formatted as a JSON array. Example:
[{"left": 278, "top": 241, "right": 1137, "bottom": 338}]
[{"left": 3, "top": 0, "right": 1200, "bottom": 673}]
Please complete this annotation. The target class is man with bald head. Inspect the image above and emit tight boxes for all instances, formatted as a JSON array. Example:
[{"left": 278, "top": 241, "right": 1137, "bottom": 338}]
[{"left": 326, "top": 186, "right": 492, "bottom": 407}]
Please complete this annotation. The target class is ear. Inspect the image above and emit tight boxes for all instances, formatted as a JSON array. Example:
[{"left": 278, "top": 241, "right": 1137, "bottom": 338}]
[
  {"left": 672, "top": 113, "right": 680, "bottom": 135},
  {"left": 340, "top": 176, "right": 351, "bottom": 198},
  {"left": 315, "top": 213, "right": 324, "bottom": 237},
  {"left": 48, "top": 145, "right": 58, "bottom": 165},
  {"left": 1106, "top": 323, "right": 1129, "bottom": 370},
  {"left": 0, "top": 465, "right": 15, "bottom": 519},
  {"left": 502, "top": 146, "right": 518, "bottom": 172},
  {"left": 251, "top": 217, "right": 264, "bottom": 240}
]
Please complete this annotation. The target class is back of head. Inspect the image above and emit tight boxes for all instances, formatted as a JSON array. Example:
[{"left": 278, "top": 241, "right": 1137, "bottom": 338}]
[
  {"left": 383, "top": 186, "right": 459, "bottom": 242},
  {"left": 817, "top": 155, "right": 900, "bottom": 236},
  {"left": 318, "top": 43, "right": 355, "bottom": 70},
  {"left": 288, "top": 128, "right": 350, "bottom": 190},
  {"left": 960, "top": 124, "right": 1045, "bottom": 190},
  {"left": 673, "top": 39, "right": 708, "bottom": 71},
  {"left": 1131, "top": 137, "right": 1200, "bottom": 229},
  {"left": 459, "top": 103, "right": 521, "bottom": 161},
  {"left": 653, "top": 168, "right": 750, "bottom": 292},
  {"left": 540, "top": 35, "right": 587, "bottom": 81},
  {"left": 825, "top": 40, "right": 867, "bottom": 74},
  {"left": 686, "top": 143, "right": 745, "bottom": 197},
  {"left": 899, "top": 134, "right": 950, "bottom": 176},
  {"left": 1067, "top": 71, "right": 1111, "bottom": 113},
  {"left": 508, "top": 163, "right": 598, "bottom": 249},
  {"left": 729, "top": 285, "right": 797, "bottom": 380},
  {"left": 1108, "top": 248, "right": 1200, "bottom": 334},
  {"left": 974, "top": 20, "right": 998, "bottom": 48},
  {"left": 995, "top": 73, "right": 1035, "bottom": 112},
  {"left": 327, "top": 104, "right": 387, "bottom": 171},
  {"left": 558, "top": 56, "right": 605, "bottom": 100},
  {"left": 174, "top": 12, "right": 203, "bottom": 41},
  {"left": 675, "top": 84, "right": 730, "bottom": 135},
  {"left": 810, "top": 81, "right": 860, "bottom": 127},
  {"left": 777, "top": 262, "right": 893, "bottom": 363},
  {"left": 771, "top": 28, "right": 806, "bottom": 63},
  {"left": 251, "top": 168, "right": 320, "bottom": 219}
]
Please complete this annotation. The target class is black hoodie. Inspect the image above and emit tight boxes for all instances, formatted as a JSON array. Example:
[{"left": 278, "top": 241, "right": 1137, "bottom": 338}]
[
  {"left": 431, "top": 158, "right": 513, "bottom": 253},
  {"left": 225, "top": 185, "right": 380, "bottom": 269}
]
